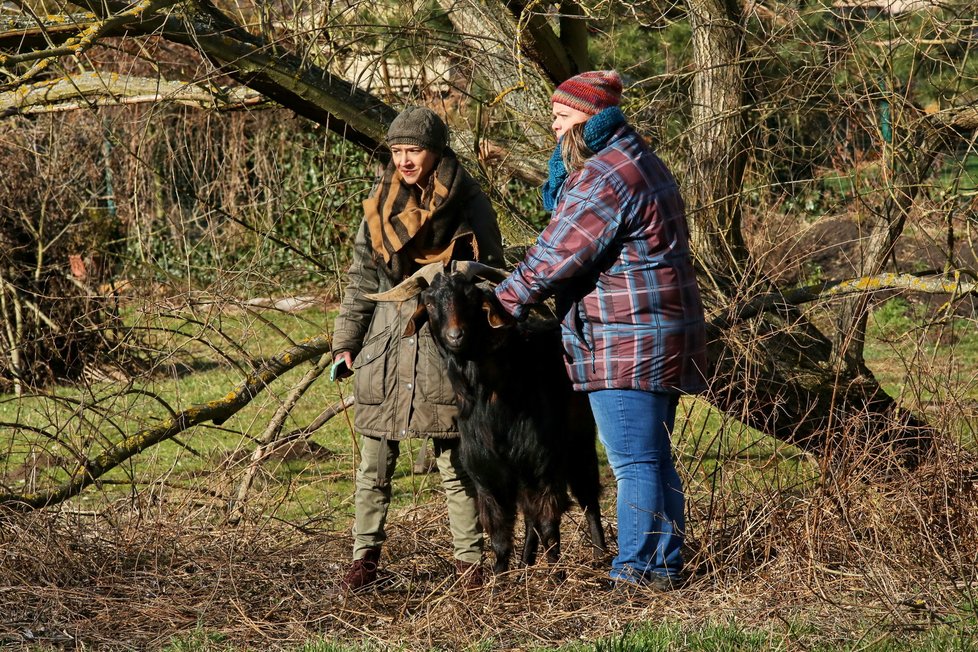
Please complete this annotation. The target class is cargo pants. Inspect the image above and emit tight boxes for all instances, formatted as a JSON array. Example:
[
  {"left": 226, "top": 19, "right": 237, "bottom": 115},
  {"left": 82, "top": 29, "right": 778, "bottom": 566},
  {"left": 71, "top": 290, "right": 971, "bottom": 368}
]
[{"left": 352, "top": 435, "right": 483, "bottom": 563}]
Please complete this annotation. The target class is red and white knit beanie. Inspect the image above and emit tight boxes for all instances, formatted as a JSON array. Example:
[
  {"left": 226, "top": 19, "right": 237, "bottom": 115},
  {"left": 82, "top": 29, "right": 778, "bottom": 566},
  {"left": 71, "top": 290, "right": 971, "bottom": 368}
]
[{"left": 550, "top": 70, "right": 623, "bottom": 115}]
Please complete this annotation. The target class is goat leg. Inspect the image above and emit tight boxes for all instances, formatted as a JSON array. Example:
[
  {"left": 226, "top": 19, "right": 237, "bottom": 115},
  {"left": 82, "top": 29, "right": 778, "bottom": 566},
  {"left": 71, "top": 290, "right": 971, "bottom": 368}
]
[
  {"left": 570, "top": 477, "right": 607, "bottom": 560},
  {"left": 584, "top": 508, "right": 607, "bottom": 560},
  {"left": 479, "top": 494, "right": 516, "bottom": 574},
  {"left": 567, "top": 434, "right": 607, "bottom": 560},
  {"left": 537, "top": 496, "right": 563, "bottom": 567},
  {"left": 521, "top": 512, "right": 540, "bottom": 566},
  {"left": 540, "top": 520, "right": 561, "bottom": 566}
]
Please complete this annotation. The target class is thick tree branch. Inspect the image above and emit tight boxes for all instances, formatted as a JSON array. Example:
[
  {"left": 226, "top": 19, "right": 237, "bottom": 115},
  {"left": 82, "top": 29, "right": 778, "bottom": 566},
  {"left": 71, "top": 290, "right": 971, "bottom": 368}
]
[
  {"left": 436, "top": 0, "right": 554, "bottom": 149},
  {"left": 0, "top": 0, "right": 177, "bottom": 87},
  {"left": 0, "top": 13, "right": 100, "bottom": 51},
  {"left": 928, "top": 102, "right": 978, "bottom": 131},
  {"left": 734, "top": 272, "right": 978, "bottom": 322},
  {"left": 503, "top": 0, "right": 583, "bottom": 82},
  {"left": 0, "top": 335, "right": 332, "bottom": 511},
  {"left": 0, "top": 74, "right": 264, "bottom": 115},
  {"left": 34, "top": 0, "right": 397, "bottom": 151},
  {"left": 1, "top": 0, "right": 552, "bottom": 182}
]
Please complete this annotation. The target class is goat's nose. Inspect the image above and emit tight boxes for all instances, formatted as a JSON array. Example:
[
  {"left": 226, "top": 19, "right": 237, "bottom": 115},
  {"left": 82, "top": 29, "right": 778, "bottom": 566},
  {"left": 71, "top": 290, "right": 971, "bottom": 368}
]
[{"left": 445, "top": 326, "right": 464, "bottom": 345}]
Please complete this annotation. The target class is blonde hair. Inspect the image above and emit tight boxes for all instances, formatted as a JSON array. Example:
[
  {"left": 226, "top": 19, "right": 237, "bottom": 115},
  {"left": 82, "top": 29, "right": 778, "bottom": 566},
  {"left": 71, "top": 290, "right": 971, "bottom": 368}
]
[{"left": 560, "top": 123, "right": 594, "bottom": 173}]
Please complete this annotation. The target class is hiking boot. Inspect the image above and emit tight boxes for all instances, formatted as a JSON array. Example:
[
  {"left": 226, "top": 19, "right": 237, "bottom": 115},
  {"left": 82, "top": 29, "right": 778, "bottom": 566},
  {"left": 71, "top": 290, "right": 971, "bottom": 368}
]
[
  {"left": 454, "top": 560, "right": 484, "bottom": 589},
  {"left": 646, "top": 573, "right": 685, "bottom": 592},
  {"left": 341, "top": 547, "right": 381, "bottom": 592}
]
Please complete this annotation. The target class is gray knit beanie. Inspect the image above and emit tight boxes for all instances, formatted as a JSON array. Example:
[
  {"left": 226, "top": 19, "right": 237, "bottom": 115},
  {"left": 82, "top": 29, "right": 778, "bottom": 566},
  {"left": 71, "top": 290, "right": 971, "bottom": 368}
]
[{"left": 386, "top": 106, "right": 449, "bottom": 154}]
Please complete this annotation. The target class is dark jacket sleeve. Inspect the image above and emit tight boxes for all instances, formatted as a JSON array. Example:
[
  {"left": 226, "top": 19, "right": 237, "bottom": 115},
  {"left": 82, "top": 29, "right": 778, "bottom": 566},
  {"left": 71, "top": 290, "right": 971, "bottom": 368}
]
[
  {"left": 466, "top": 187, "right": 505, "bottom": 267},
  {"left": 331, "top": 220, "right": 379, "bottom": 359}
]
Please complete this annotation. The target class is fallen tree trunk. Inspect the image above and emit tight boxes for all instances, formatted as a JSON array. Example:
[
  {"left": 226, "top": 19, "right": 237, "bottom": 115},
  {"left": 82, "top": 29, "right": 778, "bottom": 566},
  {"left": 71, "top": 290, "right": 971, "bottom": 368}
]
[{"left": 704, "top": 283, "right": 934, "bottom": 473}]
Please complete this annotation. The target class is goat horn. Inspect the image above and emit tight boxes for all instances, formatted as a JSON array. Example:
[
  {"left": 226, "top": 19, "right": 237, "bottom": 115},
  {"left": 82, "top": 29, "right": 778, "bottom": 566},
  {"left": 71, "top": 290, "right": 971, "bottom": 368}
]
[
  {"left": 364, "top": 262, "right": 447, "bottom": 302},
  {"left": 452, "top": 261, "right": 509, "bottom": 283}
]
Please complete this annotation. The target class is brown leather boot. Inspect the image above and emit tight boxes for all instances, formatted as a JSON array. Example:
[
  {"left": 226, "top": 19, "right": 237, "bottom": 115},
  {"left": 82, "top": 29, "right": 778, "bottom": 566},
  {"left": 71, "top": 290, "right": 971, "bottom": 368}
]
[
  {"left": 341, "top": 547, "right": 381, "bottom": 592},
  {"left": 455, "top": 560, "right": 484, "bottom": 590}
]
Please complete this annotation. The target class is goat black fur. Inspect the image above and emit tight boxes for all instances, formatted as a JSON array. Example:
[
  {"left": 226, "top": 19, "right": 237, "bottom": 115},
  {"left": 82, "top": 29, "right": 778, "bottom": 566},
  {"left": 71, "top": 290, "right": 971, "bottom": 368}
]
[{"left": 407, "top": 270, "right": 606, "bottom": 574}]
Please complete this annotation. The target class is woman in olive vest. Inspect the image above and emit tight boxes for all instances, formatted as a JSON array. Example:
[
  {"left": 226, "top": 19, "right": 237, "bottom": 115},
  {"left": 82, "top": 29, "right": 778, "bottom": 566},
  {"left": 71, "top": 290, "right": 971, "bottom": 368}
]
[{"left": 331, "top": 106, "right": 504, "bottom": 591}]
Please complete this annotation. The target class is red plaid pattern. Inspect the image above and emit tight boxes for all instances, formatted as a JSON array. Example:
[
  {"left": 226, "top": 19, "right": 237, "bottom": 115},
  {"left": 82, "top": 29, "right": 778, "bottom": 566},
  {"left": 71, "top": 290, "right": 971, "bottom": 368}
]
[{"left": 495, "top": 125, "right": 707, "bottom": 394}]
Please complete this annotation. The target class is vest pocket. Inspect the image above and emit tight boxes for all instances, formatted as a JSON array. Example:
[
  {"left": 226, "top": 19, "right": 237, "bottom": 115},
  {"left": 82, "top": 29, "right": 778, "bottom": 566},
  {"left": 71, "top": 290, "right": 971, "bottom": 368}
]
[
  {"left": 418, "top": 333, "right": 456, "bottom": 405},
  {"left": 352, "top": 328, "right": 391, "bottom": 405}
]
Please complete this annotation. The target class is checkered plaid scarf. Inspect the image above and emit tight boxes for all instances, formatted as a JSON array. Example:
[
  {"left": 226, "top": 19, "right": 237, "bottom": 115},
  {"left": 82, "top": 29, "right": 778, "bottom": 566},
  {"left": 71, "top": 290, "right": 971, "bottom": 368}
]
[{"left": 364, "top": 150, "right": 474, "bottom": 282}]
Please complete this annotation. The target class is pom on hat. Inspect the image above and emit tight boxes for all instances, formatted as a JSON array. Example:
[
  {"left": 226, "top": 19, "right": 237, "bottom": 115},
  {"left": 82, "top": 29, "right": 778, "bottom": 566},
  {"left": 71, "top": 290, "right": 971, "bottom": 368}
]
[
  {"left": 386, "top": 106, "right": 449, "bottom": 154},
  {"left": 550, "top": 70, "right": 623, "bottom": 115}
]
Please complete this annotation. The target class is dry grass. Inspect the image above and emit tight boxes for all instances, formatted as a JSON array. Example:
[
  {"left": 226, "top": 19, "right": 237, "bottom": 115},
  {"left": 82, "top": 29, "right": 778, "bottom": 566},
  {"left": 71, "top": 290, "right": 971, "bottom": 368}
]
[{"left": 2, "top": 432, "right": 976, "bottom": 651}]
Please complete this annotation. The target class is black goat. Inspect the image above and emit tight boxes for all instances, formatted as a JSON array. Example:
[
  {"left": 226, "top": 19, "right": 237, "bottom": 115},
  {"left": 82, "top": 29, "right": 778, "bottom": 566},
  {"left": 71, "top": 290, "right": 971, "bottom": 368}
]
[{"left": 401, "top": 264, "right": 606, "bottom": 574}]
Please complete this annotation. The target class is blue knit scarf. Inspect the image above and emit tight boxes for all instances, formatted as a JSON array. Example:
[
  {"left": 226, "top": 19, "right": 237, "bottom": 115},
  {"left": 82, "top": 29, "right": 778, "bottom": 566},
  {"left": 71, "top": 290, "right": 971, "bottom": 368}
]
[{"left": 541, "top": 106, "right": 627, "bottom": 211}]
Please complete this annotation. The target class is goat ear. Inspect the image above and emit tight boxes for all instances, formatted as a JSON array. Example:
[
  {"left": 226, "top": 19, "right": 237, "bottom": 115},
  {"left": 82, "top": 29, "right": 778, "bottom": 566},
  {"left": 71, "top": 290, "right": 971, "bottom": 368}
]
[
  {"left": 403, "top": 301, "right": 429, "bottom": 337},
  {"left": 483, "top": 297, "right": 514, "bottom": 329}
]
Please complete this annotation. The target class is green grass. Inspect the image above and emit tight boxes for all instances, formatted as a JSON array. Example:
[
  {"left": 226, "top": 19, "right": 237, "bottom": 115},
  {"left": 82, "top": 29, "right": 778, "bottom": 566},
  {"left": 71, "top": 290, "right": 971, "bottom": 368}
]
[
  {"left": 14, "top": 296, "right": 953, "bottom": 522},
  {"left": 3, "top": 295, "right": 974, "bottom": 518},
  {"left": 0, "top": 304, "right": 442, "bottom": 523},
  {"left": 0, "top": 297, "right": 822, "bottom": 523},
  {"left": 937, "top": 153, "right": 978, "bottom": 194},
  {"left": 155, "top": 618, "right": 978, "bottom": 652},
  {"left": 564, "top": 619, "right": 978, "bottom": 651},
  {"left": 680, "top": 400, "right": 816, "bottom": 494},
  {"left": 864, "top": 298, "right": 978, "bottom": 414}
]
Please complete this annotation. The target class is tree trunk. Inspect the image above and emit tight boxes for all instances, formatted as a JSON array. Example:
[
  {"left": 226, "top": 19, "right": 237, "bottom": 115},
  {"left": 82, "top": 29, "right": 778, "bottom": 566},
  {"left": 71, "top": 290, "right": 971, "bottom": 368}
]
[
  {"left": 67, "top": 0, "right": 397, "bottom": 153},
  {"left": 683, "top": 0, "right": 933, "bottom": 469},
  {"left": 703, "top": 287, "right": 933, "bottom": 471},
  {"left": 435, "top": 0, "right": 555, "bottom": 151},
  {"left": 558, "top": 2, "right": 590, "bottom": 76},
  {"left": 685, "top": 0, "right": 750, "bottom": 279}
]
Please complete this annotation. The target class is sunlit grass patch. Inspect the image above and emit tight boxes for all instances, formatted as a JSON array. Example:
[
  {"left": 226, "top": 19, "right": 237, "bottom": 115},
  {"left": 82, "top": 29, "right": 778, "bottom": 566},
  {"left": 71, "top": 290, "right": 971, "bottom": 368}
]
[
  {"left": 0, "top": 302, "right": 465, "bottom": 527},
  {"left": 864, "top": 298, "right": 978, "bottom": 447},
  {"left": 680, "top": 400, "right": 818, "bottom": 496}
]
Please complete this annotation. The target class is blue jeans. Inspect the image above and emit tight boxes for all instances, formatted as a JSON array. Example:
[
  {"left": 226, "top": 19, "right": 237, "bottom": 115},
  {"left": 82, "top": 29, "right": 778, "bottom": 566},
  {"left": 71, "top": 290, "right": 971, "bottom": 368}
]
[{"left": 588, "top": 389, "right": 684, "bottom": 584}]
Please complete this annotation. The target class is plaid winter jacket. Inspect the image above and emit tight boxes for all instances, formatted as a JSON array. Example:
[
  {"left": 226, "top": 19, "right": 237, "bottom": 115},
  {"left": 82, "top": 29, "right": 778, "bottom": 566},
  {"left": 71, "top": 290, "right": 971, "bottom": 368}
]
[{"left": 494, "top": 124, "right": 707, "bottom": 394}]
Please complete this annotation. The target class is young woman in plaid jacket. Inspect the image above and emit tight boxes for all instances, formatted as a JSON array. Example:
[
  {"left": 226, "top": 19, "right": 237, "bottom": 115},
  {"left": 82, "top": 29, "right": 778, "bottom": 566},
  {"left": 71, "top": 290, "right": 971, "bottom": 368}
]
[{"left": 494, "top": 70, "right": 707, "bottom": 590}]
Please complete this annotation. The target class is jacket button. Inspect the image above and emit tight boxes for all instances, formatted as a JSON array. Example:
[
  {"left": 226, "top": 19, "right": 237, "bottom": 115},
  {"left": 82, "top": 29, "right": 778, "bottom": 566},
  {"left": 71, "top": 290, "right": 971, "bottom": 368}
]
[{"left": 407, "top": 383, "right": 413, "bottom": 389}]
